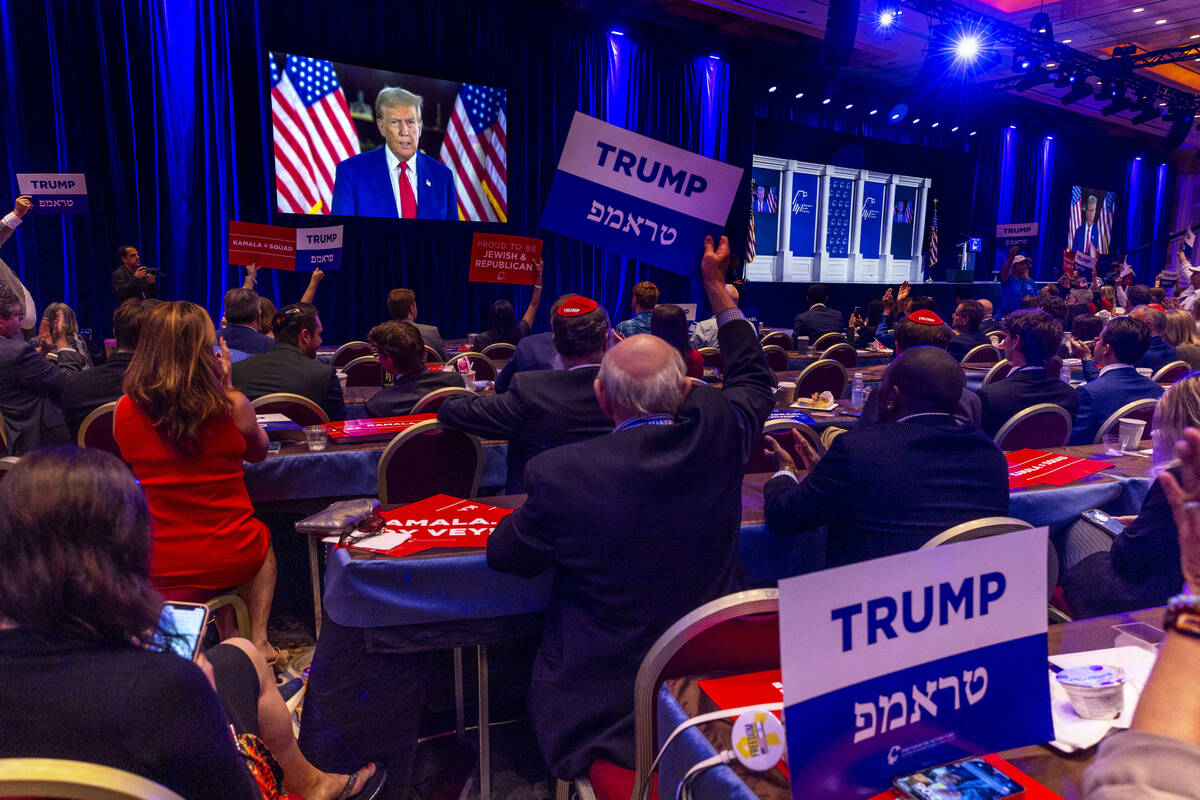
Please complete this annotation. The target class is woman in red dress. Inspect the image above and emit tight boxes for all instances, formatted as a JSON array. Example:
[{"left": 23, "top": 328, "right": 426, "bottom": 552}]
[{"left": 114, "top": 301, "right": 277, "bottom": 661}]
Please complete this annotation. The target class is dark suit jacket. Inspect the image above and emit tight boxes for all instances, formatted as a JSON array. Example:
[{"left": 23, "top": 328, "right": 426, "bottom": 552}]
[
  {"left": 406, "top": 320, "right": 446, "bottom": 361},
  {"left": 61, "top": 351, "right": 133, "bottom": 436},
  {"left": 792, "top": 304, "right": 844, "bottom": 345},
  {"left": 438, "top": 364, "right": 612, "bottom": 492},
  {"left": 946, "top": 329, "right": 991, "bottom": 361},
  {"left": 363, "top": 370, "right": 465, "bottom": 418},
  {"left": 1071, "top": 223, "right": 1101, "bottom": 254},
  {"left": 216, "top": 324, "right": 274, "bottom": 356},
  {"left": 977, "top": 366, "right": 1079, "bottom": 437},
  {"left": 486, "top": 317, "right": 774, "bottom": 778},
  {"left": 1135, "top": 337, "right": 1178, "bottom": 373},
  {"left": 979, "top": 317, "right": 1001, "bottom": 335},
  {"left": 331, "top": 149, "right": 457, "bottom": 220},
  {"left": 231, "top": 343, "right": 345, "bottom": 421},
  {"left": 110, "top": 267, "right": 158, "bottom": 303},
  {"left": 765, "top": 415, "right": 1010, "bottom": 568},
  {"left": 1068, "top": 364, "right": 1164, "bottom": 445},
  {"left": 494, "top": 331, "right": 557, "bottom": 393},
  {"left": 0, "top": 338, "right": 84, "bottom": 455}
]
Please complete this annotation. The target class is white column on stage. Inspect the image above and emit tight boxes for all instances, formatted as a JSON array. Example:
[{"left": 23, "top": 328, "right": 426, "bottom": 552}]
[
  {"left": 814, "top": 165, "right": 831, "bottom": 281},
  {"left": 775, "top": 168, "right": 793, "bottom": 283},
  {"left": 880, "top": 177, "right": 897, "bottom": 280},
  {"left": 911, "top": 180, "right": 930, "bottom": 282},
  {"left": 848, "top": 171, "right": 866, "bottom": 282}
]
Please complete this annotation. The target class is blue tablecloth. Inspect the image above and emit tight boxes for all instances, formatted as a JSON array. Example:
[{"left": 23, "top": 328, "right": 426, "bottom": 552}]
[
  {"left": 244, "top": 441, "right": 509, "bottom": 502},
  {"left": 657, "top": 684, "right": 758, "bottom": 800}
]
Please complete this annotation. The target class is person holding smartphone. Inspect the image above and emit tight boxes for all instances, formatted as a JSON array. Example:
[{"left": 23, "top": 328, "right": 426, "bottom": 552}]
[{"left": 0, "top": 447, "right": 385, "bottom": 800}]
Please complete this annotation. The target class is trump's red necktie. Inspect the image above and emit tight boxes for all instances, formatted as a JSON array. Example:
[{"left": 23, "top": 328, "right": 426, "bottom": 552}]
[{"left": 398, "top": 162, "right": 417, "bottom": 219}]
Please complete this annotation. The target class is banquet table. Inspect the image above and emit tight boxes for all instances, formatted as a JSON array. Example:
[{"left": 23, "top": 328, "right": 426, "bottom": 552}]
[{"left": 654, "top": 606, "right": 1163, "bottom": 800}]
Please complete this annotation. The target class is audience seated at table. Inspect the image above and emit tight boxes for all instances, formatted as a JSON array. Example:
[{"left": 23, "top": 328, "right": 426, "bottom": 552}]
[
  {"left": 764, "top": 346, "right": 1009, "bottom": 570},
  {"left": 387, "top": 287, "right": 446, "bottom": 361},
  {"left": 494, "top": 293, "right": 579, "bottom": 392},
  {"left": 978, "top": 298, "right": 1000, "bottom": 334},
  {"left": 362, "top": 320, "right": 465, "bottom": 417},
  {"left": 1082, "top": 425, "right": 1200, "bottom": 798},
  {"left": 978, "top": 309, "right": 1079, "bottom": 437},
  {"left": 857, "top": 311, "right": 982, "bottom": 427},
  {"left": 613, "top": 280, "right": 658, "bottom": 338},
  {"left": 232, "top": 302, "right": 345, "bottom": 421},
  {"left": 1131, "top": 305, "right": 1178, "bottom": 373},
  {"left": 848, "top": 299, "right": 884, "bottom": 349},
  {"left": 486, "top": 235, "right": 774, "bottom": 780},
  {"left": 1164, "top": 308, "right": 1200, "bottom": 371},
  {"left": 1067, "top": 316, "right": 1164, "bottom": 445},
  {"left": 690, "top": 282, "right": 738, "bottom": 349},
  {"left": 217, "top": 287, "right": 275, "bottom": 356},
  {"left": 0, "top": 280, "right": 85, "bottom": 455},
  {"left": 1059, "top": 375, "right": 1195, "bottom": 618},
  {"left": 947, "top": 299, "right": 991, "bottom": 361},
  {"left": 438, "top": 294, "right": 614, "bottom": 493},
  {"left": 62, "top": 298, "right": 154, "bottom": 436},
  {"left": 792, "top": 282, "right": 844, "bottom": 346},
  {"left": 115, "top": 301, "right": 279, "bottom": 663},
  {"left": 473, "top": 260, "right": 543, "bottom": 351},
  {"left": 0, "top": 446, "right": 385, "bottom": 800},
  {"left": 650, "top": 303, "right": 704, "bottom": 379}
]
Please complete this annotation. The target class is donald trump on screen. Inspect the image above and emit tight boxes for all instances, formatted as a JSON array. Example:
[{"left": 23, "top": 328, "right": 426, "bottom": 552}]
[{"left": 332, "top": 87, "right": 458, "bottom": 220}]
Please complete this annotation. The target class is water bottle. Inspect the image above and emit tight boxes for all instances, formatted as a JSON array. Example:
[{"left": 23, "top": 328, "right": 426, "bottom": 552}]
[
  {"left": 851, "top": 372, "right": 865, "bottom": 410},
  {"left": 1060, "top": 362, "right": 1072, "bottom": 384}
]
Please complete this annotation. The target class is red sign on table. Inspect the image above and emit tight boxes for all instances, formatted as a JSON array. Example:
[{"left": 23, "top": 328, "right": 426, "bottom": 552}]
[
  {"left": 321, "top": 414, "right": 435, "bottom": 440},
  {"left": 468, "top": 233, "right": 542, "bottom": 284},
  {"left": 228, "top": 221, "right": 297, "bottom": 270},
  {"left": 1006, "top": 449, "right": 1112, "bottom": 490},
  {"left": 343, "top": 495, "right": 514, "bottom": 558}
]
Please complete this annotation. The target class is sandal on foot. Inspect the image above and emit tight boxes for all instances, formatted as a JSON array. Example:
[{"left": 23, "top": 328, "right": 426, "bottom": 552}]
[{"left": 334, "top": 764, "right": 387, "bottom": 800}]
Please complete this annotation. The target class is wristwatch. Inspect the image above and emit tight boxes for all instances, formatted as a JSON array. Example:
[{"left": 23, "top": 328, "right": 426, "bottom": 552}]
[{"left": 1164, "top": 593, "right": 1200, "bottom": 638}]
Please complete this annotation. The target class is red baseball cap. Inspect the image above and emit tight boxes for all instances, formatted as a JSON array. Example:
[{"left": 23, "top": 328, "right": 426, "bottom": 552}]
[
  {"left": 556, "top": 297, "right": 599, "bottom": 317},
  {"left": 907, "top": 310, "right": 945, "bottom": 326}
]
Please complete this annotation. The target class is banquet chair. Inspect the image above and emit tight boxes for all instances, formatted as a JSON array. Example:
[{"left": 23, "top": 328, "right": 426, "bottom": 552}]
[
  {"left": 411, "top": 386, "right": 477, "bottom": 414},
  {"left": 342, "top": 355, "right": 385, "bottom": 388},
  {"left": 1093, "top": 398, "right": 1158, "bottom": 444},
  {"left": 0, "top": 758, "right": 185, "bottom": 800},
  {"left": 331, "top": 341, "right": 372, "bottom": 368},
  {"left": 820, "top": 426, "right": 848, "bottom": 450},
  {"left": 987, "top": 331, "right": 1006, "bottom": 348},
  {"left": 811, "top": 332, "right": 845, "bottom": 352},
  {"left": 561, "top": 589, "right": 780, "bottom": 800},
  {"left": 794, "top": 359, "right": 847, "bottom": 400},
  {"left": 920, "top": 518, "right": 1057, "bottom": 598},
  {"left": 481, "top": 342, "right": 517, "bottom": 360},
  {"left": 251, "top": 393, "right": 330, "bottom": 425},
  {"left": 77, "top": 401, "right": 121, "bottom": 457},
  {"left": 981, "top": 359, "right": 1013, "bottom": 386},
  {"left": 821, "top": 342, "right": 858, "bottom": 369},
  {"left": 743, "top": 419, "right": 825, "bottom": 474},
  {"left": 760, "top": 344, "right": 790, "bottom": 372},
  {"left": 1153, "top": 360, "right": 1191, "bottom": 385},
  {"left": 0, "top": 456, "right": 19, "bottom": 484},
  {"left": 448, "top": 351, "right": 498, "bottom": 382},
  {"left": 697, "top": 347, "right": 722, "bottom": 371},
  {"left": 425, "top": 344, "right": 444, "bottom": 363},
  {"left": 961, "top": 344, "right": 1002, "bottom": 365},
  {"left": 993, "top": 403, "right": 1073, "bottom": 450},
  {"left": 377, "top": 419, "right": 484, "bottom": 504},
  {"left": 759, "top": 331, "right": 791, "bottom": 349}
]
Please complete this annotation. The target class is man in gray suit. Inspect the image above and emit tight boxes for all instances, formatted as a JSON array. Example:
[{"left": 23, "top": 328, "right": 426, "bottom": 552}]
[{"left": 387, "top": 288, "right": 446, "bottom": 360}]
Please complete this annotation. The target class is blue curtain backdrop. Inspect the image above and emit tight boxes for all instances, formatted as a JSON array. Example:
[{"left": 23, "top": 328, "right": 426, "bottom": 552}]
[{"left": 0, "top": 0, "right": 752, "bottom": 343}]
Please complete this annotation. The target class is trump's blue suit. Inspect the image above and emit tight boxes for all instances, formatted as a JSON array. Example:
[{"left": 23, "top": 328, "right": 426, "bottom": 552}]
[
  {"left": 1072, "top": 222, "right": 1101, "bottom": 254},
  {"left": 331, "top": 148, "right": 458, "bottom": 220},
  {"left": 1069, "top": 362, "right": 1164, "bottom": 445}
]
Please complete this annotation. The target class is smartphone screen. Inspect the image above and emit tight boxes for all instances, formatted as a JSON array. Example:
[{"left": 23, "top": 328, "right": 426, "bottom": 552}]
[
  {"left": 152, "top": 601, "right": 209, "bottom": 661},
  {"left": 1082, "top": 509, "right": 1126, "bottom": 537},
  {"left": 894, "top": 757, "right": 1024, "bottom": 799}
]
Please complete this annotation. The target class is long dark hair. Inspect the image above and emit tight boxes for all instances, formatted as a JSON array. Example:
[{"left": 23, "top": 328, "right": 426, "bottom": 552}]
[
  {"left": 485, "top": 299, "right": 523, "bottom": 344},
  {"left": 650, "top": 304, "right": 693, "bottom": 363},
  {"left": 0, "top": 447, "right": 166, "bottom": 647}
]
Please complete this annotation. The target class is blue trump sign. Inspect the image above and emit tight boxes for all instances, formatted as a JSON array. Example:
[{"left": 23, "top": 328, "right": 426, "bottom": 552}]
[
  {"left": 17, "top": 173, "right": 88, "bottom": 213},
  {"left": 295, "top": 225, "right": 343, "bottom": 270},
  {"left": 779, "top": 528, "right": 1053, "bottom": 798},
  {"left": 539, "top": 112, "right": 743, "bottom": 276}
]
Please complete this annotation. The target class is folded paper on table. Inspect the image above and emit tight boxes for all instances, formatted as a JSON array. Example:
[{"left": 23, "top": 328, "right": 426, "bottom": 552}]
[
  {"left": 1007, "top": 449, "right": 1113, "bottom": 490},
  {"left": 330, "top": 494, "right": 514, "bottom": 558},
  {"left": 321, "top": 414, "right": 436, "bottom": 440},
  {"left": 1045, "top": 645, "right": 1157, "bottom": 753}
]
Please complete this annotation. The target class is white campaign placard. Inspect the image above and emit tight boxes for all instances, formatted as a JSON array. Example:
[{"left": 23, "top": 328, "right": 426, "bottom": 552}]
[
  {"left": 16, "top": 172, "right": 88, "bottom": 213},
  {"left": 779, "top": 528, "right": 1054, "bottom": 798}
]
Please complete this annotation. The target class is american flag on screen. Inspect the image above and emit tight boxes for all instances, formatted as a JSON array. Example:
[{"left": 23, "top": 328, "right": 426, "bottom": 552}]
[
  {"left": 440, "top": 84, "right": 507, "bottom": 222},
  {"left": 270, "top": 53, "right": 360, "bottom": 215},
  {"left": 928, "top": 201, "right": 939, "bottom": 266},
  {"left": 1068, "top": 187, "right": 1113, "bottom": 254},
  {"left": 745, "top": 182, "right": 756, "bottom": 263}
]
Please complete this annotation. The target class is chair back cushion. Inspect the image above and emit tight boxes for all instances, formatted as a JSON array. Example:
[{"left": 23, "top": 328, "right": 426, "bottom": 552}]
[
  {"left": 995, "top": 406, "right": 1071, "bottom": 450},
  {"left": 379, "top": 426, "right": 482, "bottom": 504},
  {"left": 795, "top": 360, "right": 846, "bottom": 399},
  {"left": 78, "top": 404, "right": 121, "bottom": 457},
  {"left": 822, "top": 343, "right": 858, "bottom": 368},
  {"left": 332, "top": 342, "right": 372, "bottom": 368},
  {"left": 343, "top": 356, "right": 384, "bottom": 387}
]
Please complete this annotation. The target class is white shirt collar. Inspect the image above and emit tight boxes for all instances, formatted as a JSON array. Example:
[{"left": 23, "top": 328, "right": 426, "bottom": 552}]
[
  {"left": 1100, "top": 363, "right": 1135, "bottom": 377},
  {"left": 384, "top": 147, "right": 419, "bottom": 218}
]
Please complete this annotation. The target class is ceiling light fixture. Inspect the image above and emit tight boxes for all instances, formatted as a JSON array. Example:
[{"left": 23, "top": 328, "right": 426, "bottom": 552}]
[{"left": 768, "top": 86, "right": 777, "bottom": 93}]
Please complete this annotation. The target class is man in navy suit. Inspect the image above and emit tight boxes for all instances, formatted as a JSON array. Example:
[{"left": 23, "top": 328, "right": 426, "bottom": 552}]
[
  {"left": 331, "top": 87, "right": 458, "bottom": 220},
  {"left": 792, "top": 283, "right": 844, "bottom": 346},
  {"left": 1072, "top": 195, "right": 1102, "bottom": 255},
  {"left": 1067, "top": 315, "right": 1163, "bottom": 445},
  {"left": 216, "top": 288, "right": 273, "bottom": 355},
  {"left": 1130, "top": 305, "right": 1178, "bottom": 373}
]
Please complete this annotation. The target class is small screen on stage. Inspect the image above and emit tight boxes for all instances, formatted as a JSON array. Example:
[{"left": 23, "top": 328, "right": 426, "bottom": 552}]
[
  {"left": 1066, "top": 186, "right": 1115, "bottom": 256},
  {"left": 268, "top": 52, "right": 507, "bottom": 222}
]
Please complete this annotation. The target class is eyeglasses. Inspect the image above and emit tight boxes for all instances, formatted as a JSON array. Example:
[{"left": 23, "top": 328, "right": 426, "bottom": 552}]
[{"left": 337, "top": 513, "right": 385, "bottom": 548}]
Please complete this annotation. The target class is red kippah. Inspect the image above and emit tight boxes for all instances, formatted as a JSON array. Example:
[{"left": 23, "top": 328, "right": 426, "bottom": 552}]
[
  {"left": 556, "top": 297, "right": 599, "bottom": 317},
  {"left": 907, "top": 310, "right": 945, "bottom": 326},
  {"left": 1150, "top": 303, "right": 1166, "bottom": 312}
]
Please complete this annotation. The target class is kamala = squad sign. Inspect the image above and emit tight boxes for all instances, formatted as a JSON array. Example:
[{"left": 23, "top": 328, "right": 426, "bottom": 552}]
[
  {"left": 539, "top": 112, "right": 743, "bottom": 276},
  {"left": 779, "top": 528, "right": 1053, "bottom": 798},
  {"left": 17, "top": 173, "right": 88, "bottom": 213}
]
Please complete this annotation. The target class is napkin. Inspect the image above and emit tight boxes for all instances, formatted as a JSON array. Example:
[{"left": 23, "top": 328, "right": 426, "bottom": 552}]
[{"left": 1046, "top": 645, "right": 1157, "bottom": 752}]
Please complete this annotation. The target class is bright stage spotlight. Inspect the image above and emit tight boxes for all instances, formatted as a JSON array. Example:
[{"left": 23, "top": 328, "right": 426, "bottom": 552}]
[
  {"left": 877, "top": 6, "right": 900, "bottom": 29},
  {"left": 953, "top": 33, "right": 983, "bottom": 62}
]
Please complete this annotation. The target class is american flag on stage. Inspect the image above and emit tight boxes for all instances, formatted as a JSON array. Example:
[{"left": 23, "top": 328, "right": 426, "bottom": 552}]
[
  {"left": 928, "top": 201, "right": 939, "bottom": 266},
  {"left": 440, "top": 84, "right": 507, "bottom": 222},
  {"left": 745, "top": 182, "right": 756, "bottom": 263},
  {"left": 1068, "top": 187, "right": 1113, "bottom": 254},
  {"left": 270, "top": 54, "right": 360, "bottom": 214}
]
